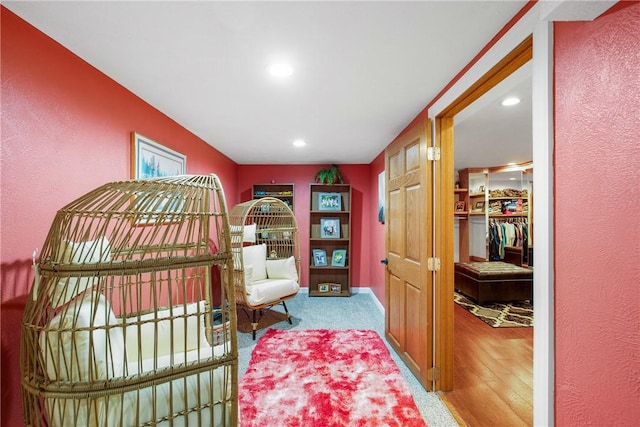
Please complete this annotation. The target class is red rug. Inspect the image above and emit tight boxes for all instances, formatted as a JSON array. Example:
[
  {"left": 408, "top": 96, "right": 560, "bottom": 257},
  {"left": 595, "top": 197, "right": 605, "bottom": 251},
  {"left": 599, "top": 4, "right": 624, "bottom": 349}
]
[{"left": 239, "top": 329, "right": 426, "bottom": 427}]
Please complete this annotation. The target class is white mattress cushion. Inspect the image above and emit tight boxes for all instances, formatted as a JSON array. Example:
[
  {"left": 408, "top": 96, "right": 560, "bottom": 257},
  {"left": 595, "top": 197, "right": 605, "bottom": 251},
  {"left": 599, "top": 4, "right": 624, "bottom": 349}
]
[
  {"left": 266, "top": 256, "right": 298, "bottom": 281},
  {"left": 246, "top": 278, "right": 300, "bottom": 306},
  {"left": 243, "top": 244, "right": 267, "bottom": 281}
]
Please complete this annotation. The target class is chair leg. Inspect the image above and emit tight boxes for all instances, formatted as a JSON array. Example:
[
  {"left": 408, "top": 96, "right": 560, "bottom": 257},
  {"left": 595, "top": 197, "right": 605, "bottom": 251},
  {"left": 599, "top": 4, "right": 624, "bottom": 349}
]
[
  {"left": 251, "top": 309, "right": 258, "bottom": 340},
  {"left": 282, "top": 301, "right": 292, "bottom": 325}
]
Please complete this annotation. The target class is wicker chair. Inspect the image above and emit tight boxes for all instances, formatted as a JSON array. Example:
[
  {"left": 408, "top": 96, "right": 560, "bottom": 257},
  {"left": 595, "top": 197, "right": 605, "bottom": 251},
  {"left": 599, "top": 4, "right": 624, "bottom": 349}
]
[
  {"left": 228, "top": 197, "right": 301, "bottom": 339},
  {"left": 21, "top": 174, "right": 238, "bottom": 427}
]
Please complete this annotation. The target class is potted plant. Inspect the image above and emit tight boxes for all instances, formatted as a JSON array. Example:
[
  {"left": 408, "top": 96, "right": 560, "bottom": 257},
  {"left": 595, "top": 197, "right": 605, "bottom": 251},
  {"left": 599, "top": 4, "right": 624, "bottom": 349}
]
[{"left": 314, "top": 164, "right": 344, "bottom": 185}]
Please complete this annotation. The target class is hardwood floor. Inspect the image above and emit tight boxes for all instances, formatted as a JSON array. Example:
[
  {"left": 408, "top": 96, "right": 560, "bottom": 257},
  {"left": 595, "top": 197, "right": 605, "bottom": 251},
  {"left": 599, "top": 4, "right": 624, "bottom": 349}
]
[{"left": 439, "top": 303, "right": 533, "bottom": 427}]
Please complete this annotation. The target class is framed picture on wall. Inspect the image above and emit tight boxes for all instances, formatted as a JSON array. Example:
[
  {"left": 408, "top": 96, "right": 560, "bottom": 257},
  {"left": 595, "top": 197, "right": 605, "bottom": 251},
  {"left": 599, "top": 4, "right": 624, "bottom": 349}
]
[
  {"left": 132, "top": 132, "right": 186, "bottom": 179},
  {"left": 378, "top": 171, "right": 385, "bottom": 223}
]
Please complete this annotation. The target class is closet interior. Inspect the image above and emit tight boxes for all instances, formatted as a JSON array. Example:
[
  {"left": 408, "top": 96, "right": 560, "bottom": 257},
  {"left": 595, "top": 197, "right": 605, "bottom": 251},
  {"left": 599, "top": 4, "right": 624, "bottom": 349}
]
[{"left": 455, "top": 162, "right": 533, "bottom": 267}]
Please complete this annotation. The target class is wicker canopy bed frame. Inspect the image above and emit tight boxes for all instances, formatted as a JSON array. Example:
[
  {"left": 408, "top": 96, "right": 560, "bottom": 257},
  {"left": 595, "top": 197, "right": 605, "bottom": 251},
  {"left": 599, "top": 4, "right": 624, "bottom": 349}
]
[
  {"left": 21, "top": 174, "right": 238, "bottom": 426},
  {"left": 228, "top": 197, "right": 301, "bottom": 339}
]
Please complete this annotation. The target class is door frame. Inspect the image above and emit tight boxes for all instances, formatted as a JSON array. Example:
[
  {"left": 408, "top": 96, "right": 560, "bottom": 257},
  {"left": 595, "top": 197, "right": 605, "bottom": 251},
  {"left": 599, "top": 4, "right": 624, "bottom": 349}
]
[{"left": 428, "top": 14, "right": 556, "bottom": 427}]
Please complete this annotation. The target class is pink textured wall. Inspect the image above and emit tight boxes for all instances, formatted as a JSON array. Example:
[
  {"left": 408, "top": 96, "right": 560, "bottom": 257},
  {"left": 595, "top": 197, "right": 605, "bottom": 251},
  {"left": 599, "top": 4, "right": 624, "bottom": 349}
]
[
  {"left": 0, "top": 8, "right": 238, "bottom": 425},
  {"left": 236, "top": 164, "right": 376, "bottom": 291},
  {"left": 554, "top": 2, "right": 640, "bottom": 425}
]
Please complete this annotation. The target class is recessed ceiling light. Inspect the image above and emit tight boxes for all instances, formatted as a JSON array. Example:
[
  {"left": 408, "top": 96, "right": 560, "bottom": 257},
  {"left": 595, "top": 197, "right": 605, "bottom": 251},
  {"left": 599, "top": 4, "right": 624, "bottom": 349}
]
[
  {"left": 267, "top": 63, "right": 293, "bottom": 78},
  {"left": 292, "top": 139, "right": 306, "bottom": 147},
  {"left": 501, "top": 97, "right": 520, "bottom": 106},
  {"left": 510, "top": 177, "right": 517, "bottom": 180}
]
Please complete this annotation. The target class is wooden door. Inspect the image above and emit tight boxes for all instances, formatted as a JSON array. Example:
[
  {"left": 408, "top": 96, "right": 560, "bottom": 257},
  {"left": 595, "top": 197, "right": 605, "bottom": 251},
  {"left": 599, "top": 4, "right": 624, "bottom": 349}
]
[{"left": 384, "top": 119, "right": 434, "bottom": 389}]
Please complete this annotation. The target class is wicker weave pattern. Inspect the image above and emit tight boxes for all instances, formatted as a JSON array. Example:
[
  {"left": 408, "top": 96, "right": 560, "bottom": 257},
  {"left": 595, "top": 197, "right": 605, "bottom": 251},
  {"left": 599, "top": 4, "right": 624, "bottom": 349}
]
[
  {"left": 228, "top": 197, "right": 300, "bottom": 309},
  {"left": 21, "top": 174, "right": 238, "bottom": 426}
]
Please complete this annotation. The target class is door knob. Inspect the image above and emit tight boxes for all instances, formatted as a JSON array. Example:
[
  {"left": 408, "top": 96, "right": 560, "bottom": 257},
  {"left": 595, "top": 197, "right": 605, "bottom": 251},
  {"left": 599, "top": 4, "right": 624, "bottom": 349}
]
[{"left": 380, "top": 258, "right": 388, "bottom": 265}]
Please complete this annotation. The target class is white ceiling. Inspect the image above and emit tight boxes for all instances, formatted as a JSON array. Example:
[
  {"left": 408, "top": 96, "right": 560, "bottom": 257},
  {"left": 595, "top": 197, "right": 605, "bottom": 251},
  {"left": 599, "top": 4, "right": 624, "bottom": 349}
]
[
  {"left": 454, "top": 61, "right": 532, "bottom": 171},
  {"left": 4, "top": 0, "right": 530, "bottom": 166}
]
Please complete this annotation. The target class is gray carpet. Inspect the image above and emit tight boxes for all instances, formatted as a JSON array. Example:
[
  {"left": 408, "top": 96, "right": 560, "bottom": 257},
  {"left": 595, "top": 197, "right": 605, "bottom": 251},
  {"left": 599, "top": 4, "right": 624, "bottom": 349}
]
[{"left": 237, "top": 290, "right": 459, "bottom": 426}]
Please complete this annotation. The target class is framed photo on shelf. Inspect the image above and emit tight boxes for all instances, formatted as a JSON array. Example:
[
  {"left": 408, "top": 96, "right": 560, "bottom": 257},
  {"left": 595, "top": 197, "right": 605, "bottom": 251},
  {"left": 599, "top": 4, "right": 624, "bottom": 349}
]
[
  {"left": 331, "top": 249, "right": 347, "bottom": 267},
  {"left": 320, "top": 218, "right": 340, "bottom": 238},
  {"left": 455, "top": 200, "right": 466, "bottom": 212},
  {"left": 318, "top": 192, "right": 342, "bottom": 211},
  {"left": 318, "top": 283, "right": 330, "bottom": 293},
  {"left": 132, "top": 132, "right": 186, "bottom": 179},
  {"left": 474, "top": 201, "right": 485, "bottom": 211},
  {"left": 330, "top": 284, "right": 342, "bottom": 293},
  {"left": 312, "top": 249, "right": 328, "bottom": 267}
]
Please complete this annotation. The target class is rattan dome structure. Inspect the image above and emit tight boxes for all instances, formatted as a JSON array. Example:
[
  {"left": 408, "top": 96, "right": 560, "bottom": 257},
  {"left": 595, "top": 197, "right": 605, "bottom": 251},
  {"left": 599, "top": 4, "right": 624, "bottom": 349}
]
[
  {"left": 228, "top": 197, "right": 301, "bottom": 339},
  {"left": 21, "top": 174, "right": 237, "bottom": 426}
]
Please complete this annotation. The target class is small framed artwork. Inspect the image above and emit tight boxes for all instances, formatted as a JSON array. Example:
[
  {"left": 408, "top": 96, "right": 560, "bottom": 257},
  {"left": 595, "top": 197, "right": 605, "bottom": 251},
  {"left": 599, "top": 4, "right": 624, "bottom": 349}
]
[
  {"left": 312, "top": 249, "right": 328, "bottom": 267},
  {"left": 455, "top": 200, "right": 466, "bottom": 212},
  {"left": 318, "top": 192, "right": 342, "bottom": 211},
  {"left": 318, "top": 283, "right": 330, "bottom": 293},
  {"left": 331, "top": 249, "right": 347, "bottom": 267},
  {"left": 475, "top": 201, "right": 485, "bottom": 211},
  {"left": 320, "top": 218, "right": 340, "bottom": 238},
  {"left": 132, "top": 132, "right": 186, "bottom": 179},
  {"left": 378, "top": 171, "right": 385, "bottom": 223},
  {"left": 330, "top": 284, "right": 342, "bottom": 293}
]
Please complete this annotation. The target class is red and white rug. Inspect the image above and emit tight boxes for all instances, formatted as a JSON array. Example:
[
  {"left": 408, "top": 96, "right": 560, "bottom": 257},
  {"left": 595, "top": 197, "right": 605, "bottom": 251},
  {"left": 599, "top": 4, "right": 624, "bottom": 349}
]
[{"left": 239, "top": 329, "right": 426, "bottom": 427}]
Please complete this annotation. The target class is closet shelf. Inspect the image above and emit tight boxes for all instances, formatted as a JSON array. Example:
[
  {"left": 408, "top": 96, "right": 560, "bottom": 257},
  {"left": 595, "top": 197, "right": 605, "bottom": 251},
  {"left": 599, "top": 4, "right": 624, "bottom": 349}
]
[{"left": 489, "top": 213, "right": 528, "bottom": 218}]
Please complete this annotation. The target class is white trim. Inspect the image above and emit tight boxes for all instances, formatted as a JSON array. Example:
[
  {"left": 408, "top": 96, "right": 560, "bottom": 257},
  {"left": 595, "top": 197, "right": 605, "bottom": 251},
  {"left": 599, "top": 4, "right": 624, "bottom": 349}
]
[
  {"left": 532, "top": 19, "right": 555, "bottom": 427},
  {"left": 540, "top": 0, "right": 616, "bottom": 22},
  {"left": 427, "top": 4, "right": 554, "bottom": 426},
  {"left": 355, "top": 287, "right": 386, "bottom": 314}
]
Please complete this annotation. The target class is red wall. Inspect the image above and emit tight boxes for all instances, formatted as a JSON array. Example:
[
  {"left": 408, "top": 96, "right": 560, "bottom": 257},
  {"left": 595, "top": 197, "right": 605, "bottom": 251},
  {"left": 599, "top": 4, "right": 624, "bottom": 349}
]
[
  {"left": 554, "top": 3, "right": 640, "bottom": 425},
  {"left": 0, "top": 8, "right": 238, "bottom": 425},
  {"left": 368, "top": 153, "right": 386, "bottom": 303},
  {"left": 237, "top": 164, "right": 378, "bottom": 291}
]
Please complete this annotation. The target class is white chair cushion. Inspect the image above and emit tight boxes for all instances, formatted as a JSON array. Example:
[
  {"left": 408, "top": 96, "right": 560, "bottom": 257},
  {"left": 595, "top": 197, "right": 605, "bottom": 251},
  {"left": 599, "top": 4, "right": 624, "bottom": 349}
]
[
  {"left": 50, "top": 237, "right": 111, "bottom": 308},
  {"left": 124, "top": 301, "right": 210, "bottom": 362},
  {"left": 266, "top": 256, "right": 298, "bottom": 281},
  {"left": 39, "top": 292, "right": 124, "bottom": 382},
  {"left": 245, "top": 279, "right": 300, "bottom": 306},
  {"left": 242, "top": 244, "right": 267, "bottom": 281},
  {"left": 230, "top": 223, "right": 257, "bottom": 243}
]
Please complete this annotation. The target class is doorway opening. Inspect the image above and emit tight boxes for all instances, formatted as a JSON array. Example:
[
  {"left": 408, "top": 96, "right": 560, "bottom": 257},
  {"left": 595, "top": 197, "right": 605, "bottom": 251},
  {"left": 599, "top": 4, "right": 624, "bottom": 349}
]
[{"left": 434, "top": 36, "right": 534, "bottom": 425}]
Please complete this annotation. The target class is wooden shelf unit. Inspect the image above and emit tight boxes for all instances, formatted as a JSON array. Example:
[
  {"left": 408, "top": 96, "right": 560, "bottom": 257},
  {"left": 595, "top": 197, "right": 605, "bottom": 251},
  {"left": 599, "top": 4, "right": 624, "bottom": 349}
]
[
  {"left": 456, "top": 163, "right": 532, "bottom": 263},
  {"left": 252, "top": 183, "right": 294, "bottom": 209},
  {"left": 308, "top": 184, "right": 351, "bottom": 297}
]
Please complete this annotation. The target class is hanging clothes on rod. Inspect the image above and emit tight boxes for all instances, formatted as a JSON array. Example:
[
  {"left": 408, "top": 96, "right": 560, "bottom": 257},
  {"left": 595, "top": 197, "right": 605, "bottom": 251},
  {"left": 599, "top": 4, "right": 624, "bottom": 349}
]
[{"left": 488, "top": 217, "right": 529, "bottom": 261}]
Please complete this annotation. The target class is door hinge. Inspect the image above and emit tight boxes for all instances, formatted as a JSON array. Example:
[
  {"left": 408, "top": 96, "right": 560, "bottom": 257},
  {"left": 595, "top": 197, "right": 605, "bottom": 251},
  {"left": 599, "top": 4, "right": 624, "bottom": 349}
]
[
  {"left": 427, "top": 147, "right": 441, "bottom": 161},
  {"left": 427, "top": 257, "right": 441, "bottom": 271},
  {"left": 427, "top": 367, "right": 441, "bottom": 381}
]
